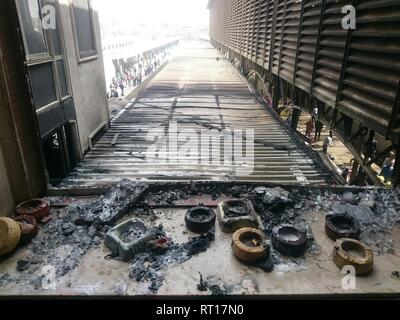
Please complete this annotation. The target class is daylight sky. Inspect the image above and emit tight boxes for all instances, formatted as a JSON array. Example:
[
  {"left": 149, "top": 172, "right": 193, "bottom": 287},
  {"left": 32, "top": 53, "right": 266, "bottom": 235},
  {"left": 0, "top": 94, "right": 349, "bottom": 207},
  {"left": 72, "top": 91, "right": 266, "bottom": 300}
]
[{"left": 93, "top": 0, "right": 210, "bottom": 27}]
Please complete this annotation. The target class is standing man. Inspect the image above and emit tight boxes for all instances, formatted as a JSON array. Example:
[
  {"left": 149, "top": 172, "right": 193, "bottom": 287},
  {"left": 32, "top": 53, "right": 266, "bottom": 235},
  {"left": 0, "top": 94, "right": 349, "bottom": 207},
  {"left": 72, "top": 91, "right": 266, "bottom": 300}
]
[
  {"left": 341, "top": 168, "right": 350, "bottom": 184},
  {"left": 323, "top": 131, "right": 333, "bottom": 154},
  {"left": 315, "top": 120, "right": 323, "bottom": 141},
  {"left": 312, "top": 107, "right": 318, "bottom": 121},
  {"left": 119, "top": 81, "right": 125, "bottom": 97},
  {"left": 305, "top": 118, "right": 315, "bottom": 140},
  {"left": 380, "top": 151, "right": 395, "bottom": 183}
]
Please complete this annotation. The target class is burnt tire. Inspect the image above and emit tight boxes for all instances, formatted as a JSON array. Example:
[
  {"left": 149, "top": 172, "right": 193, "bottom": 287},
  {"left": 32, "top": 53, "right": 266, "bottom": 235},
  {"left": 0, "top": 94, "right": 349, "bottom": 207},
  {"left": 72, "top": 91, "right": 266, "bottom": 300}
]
[
  {"left": 332, "top": 238, "right": 373, "bottom": 276},
  {"left": 13, "top": 215, "right": 38, "bottom": 245},
  {"left": 185, "top": 206, "right": 216, "bottom": 233},
  {"left": 325, "top": 213, "right": 360, "bottom": 241},
  {"left": 15, "top": 199, "right": 49, "bottom": 222},
  {"left": 271, "top": 224, "right": 307, "bottom": 257},
  {"left": 232, "top": 227, "right": 269, "bottom": 263}
]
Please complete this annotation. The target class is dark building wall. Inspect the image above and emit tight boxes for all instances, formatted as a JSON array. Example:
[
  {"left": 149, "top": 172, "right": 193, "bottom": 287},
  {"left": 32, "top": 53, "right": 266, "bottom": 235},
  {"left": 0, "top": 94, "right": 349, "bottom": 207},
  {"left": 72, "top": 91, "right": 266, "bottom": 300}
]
[
  {"left": 209, "top": 0, "right": 400, "bottom": 186},
  {"left": 209, "top": 0, "right": 400, "bottom": 141},
  {"left": 0, "top": 0, "right": 47, "bottom": 215}
]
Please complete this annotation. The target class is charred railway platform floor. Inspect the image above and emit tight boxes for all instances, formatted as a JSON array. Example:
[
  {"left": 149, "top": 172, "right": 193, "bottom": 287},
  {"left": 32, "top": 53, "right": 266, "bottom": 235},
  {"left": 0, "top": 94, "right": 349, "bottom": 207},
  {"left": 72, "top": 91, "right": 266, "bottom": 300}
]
[
  {"left": 1, "top": 184, "right": 399, "bottom": 296},
  {"left": 57, "top": 41, "right": 336, "bottom": 189}
]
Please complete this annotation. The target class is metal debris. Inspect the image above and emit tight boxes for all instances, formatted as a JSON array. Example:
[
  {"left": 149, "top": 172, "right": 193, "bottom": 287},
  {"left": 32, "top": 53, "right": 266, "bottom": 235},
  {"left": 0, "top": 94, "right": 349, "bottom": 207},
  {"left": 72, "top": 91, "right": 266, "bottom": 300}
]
[
  {"left": 16, "top": 260, "right": 31, "bottom": 272},
  {"left": 196, "top": 273, "right": 230, "bottom": 295}
]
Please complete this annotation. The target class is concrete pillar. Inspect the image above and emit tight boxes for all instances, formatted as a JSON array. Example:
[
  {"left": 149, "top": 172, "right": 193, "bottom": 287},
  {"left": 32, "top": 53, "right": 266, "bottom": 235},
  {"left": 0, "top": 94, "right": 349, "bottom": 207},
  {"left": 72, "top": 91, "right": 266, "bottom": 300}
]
[
  {"left": 291, "top": 108, "right": 301, "bottom": 131},
  {"left": 254, "top": 74, "right": 259, "bottom": 92},
  {"left": 349, "top": 159, "right": 359, "bottom": 185},
  {"left": 240, "top": 56, "right": 247, "bottom": 75},
  {"left": 272, "top": 78, "right": 280, "bottom": 110},
  {"left": 0, "top": 148, "right": 14, "bottom": 215}
]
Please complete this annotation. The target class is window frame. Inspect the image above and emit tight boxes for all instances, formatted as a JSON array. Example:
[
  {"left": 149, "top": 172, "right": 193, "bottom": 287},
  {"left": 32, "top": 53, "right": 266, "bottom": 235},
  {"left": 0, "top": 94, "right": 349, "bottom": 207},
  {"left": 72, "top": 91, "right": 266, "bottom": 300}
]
[
  {"left": 27, "top": 60, "right": 59, "bottom": 113},
  {"left": 15, "top": 0, "right": 52, "bottom": 63},
  {"left": 49, "top": 0, "right": 72, "bottom": 103},
  {"left": 18, "top": 0, "right": 73, "bottom": 114},
  {"left": 69, "top": 0, "right": 98, "bottom": 63}
]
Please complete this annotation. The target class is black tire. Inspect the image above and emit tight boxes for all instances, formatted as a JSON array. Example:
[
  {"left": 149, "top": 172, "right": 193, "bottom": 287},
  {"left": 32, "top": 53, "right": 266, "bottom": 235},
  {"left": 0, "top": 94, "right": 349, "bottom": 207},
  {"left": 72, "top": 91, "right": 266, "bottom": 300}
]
[
  {"left": 325, "top": 213, "right": 360, "bottom": 241},
  {"left": 185, "top": 206, "right": 216, "bottom": 233},
  {"left": 271, "top": 224, "right": 307, "bottom": 257}
]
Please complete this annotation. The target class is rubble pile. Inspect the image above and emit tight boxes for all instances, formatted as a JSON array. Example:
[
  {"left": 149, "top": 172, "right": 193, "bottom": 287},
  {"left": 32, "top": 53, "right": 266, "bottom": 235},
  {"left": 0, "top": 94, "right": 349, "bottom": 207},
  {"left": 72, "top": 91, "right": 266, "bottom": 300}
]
[
  {"left": 31, "top": 180, "right": 149, "bottom": 277},
  {"left": 129, "top": 229, "right": 215, "bottom": 292},
  {"left": 240, "top": 185, "right": 399, "bottom": 266},
  {"left": 70, "top": 179, "right": 148, "bottom": 226},
  {"left": 141, "top": 184, "right": 192, "bottom": 206},
  {"left": 258, "top": 186, "right": 398, "bottom": 254},
  {"left": 31, "top": 210, "right": 103, "bottom": 278},
  {"left": 257, "top": 187, "right": 400, "bottom": 254},
  {"left": 0, "top": 180, "right": 149, "bottom": 289},
  {"left": 327, "top": 189, "right": 400, "bottom": 254},
  {"left": 1, "top": 179, "right": 399, "bottom": 294},
  {"left": 248, "top": 187, "right": 312, "bottom": 240},
  {"left": 0, "top": 206, "right": 103, "bottom": 290},
  {"left": 140, "top": 183, "right": 254, "bottom": 206}
]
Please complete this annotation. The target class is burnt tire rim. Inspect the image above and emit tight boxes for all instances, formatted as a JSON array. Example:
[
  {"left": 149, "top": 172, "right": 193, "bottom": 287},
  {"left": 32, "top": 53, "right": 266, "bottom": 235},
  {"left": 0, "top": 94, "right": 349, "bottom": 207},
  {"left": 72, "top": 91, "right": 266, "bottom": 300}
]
[
  {"left": 333, "top": 238, "right": 374, "bottom": 276},
  {"left": 15, "top": 199, "right": 49, "bottom": 222},
  {"left": 272, "top": 224, "right": 307, "bottom": 257},
  {"left": 232, "top": 227, "right": 268, "bottom": 262},
  {"left": 325, "top": 213, "right": 360, "bottom": 241},
  {"left": 185, "top": 206, "right": 216, "bottom": 233}
]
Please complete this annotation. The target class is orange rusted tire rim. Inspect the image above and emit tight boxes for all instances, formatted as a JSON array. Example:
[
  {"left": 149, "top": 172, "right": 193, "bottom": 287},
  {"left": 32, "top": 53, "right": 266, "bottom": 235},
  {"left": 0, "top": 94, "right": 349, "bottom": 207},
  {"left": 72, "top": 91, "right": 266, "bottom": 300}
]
[
  {"left": 332, "top": 238, "right": 374, "bottom": 276},
  {"left": 232, "top": 227, "right": 268, "bottom": 263}
]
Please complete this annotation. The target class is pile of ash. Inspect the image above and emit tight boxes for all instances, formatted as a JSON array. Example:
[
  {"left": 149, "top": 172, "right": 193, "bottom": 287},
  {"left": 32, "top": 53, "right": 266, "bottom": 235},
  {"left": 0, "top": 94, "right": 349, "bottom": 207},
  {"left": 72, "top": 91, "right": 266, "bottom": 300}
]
[
  {"left": 0, "top": 180, "right": 149, "bottom": 290},
  {"left": 70, "top": 179, "right": 148, "bottom": 226},
  {"left": 247, "top": 187, "right": 311, "bottom": 239},
  {"left": 119, "top": 224, "right": 147, "bottom": 243},
  {"left": 322, "top": 189, "right": 400, "bottom": 254},
  {"left": 2, "top": 180, "right": 399, "bottom": 293},
  {"left": 249, "top": 186, "right": 400, "bottom": 255},
  {"left": 129, "top": 228, "right": 215, "bottom": 292},
  {"left": 225, "top": 202, "right": 249, "bottom": 217}
]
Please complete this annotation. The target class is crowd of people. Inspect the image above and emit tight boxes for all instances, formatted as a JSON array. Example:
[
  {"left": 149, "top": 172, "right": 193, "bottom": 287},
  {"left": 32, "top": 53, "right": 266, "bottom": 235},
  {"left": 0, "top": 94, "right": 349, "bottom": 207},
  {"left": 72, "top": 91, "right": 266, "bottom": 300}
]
[
  {"left": 108, "top": 68, "right": 142, "bottom": 99},
  {"left": 107, "top": 52, "right": 167, "bottom": 99},
  {"left": 304, "top": 117, "right": 332, "bottom": 155},
  {"left": 282, "top": 105, "right": 397, "bottom": 186},
  {"left": 303, "top": 114, "right": 396, "bottom": 186},
  {"left": 340, "top": 152, "right": 396, "bottom": 186}
]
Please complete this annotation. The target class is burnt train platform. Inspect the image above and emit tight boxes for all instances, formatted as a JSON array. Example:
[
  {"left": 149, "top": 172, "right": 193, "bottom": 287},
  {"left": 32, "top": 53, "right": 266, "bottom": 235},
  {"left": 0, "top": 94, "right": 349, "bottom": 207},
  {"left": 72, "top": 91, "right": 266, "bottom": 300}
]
[{"left": 57, "top": 42, "right": 336, "bottom": 189}]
